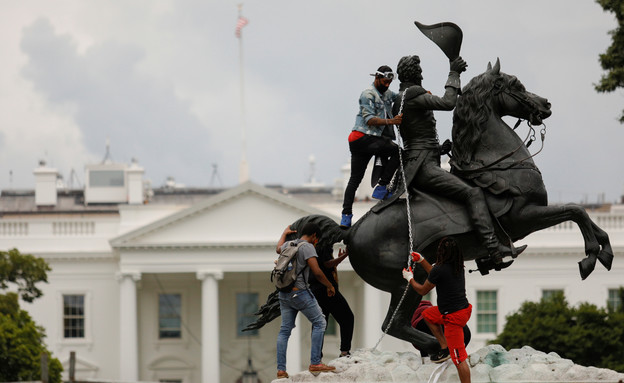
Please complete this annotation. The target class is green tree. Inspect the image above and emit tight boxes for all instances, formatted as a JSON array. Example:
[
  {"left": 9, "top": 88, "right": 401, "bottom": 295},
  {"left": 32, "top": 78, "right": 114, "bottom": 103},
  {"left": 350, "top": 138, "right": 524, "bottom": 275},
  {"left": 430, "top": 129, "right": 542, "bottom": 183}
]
[
  {"left": 0, "top": 248, "right": 51, "bottom": 302},
  {"left": 595, "top": 0, "right": 624, "bottom": 122},
  {"left": 0, "top": 293, "right": 62, "bottom": 383},
  {"left": 0, "top": 249, "right": 62, "bottom": 383},
  {"left": 491, "top": 291, "right": 624, "bottom": 372}
]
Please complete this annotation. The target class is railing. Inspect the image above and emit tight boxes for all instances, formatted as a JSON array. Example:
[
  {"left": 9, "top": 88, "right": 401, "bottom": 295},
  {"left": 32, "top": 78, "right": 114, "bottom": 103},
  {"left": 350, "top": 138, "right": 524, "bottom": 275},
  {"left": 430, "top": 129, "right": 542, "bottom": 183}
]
[
  {"left": 594, "top": 213, "right": 624, "bottom": 229},
  {"left": 52, "top": 222, "right": 95, "bottom": 236},
  {"left": 1, "top": 212, "right": 623, "bottom": 237},
  {"left": 544, "top": 212, "right": 624, "bottom": 231},
  {"left": 0, "top": 221, "right": 28, "bottom": 236},
  {"left": 0, "top": 221, "right": 95, "bottom": 237}
]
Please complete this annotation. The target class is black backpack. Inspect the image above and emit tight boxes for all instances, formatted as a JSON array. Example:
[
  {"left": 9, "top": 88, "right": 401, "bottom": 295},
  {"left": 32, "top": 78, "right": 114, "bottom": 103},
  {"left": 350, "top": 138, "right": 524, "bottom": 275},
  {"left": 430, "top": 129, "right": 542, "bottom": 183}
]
[{"left": 271, "top": 241, "right": 307, "bottom": 292}]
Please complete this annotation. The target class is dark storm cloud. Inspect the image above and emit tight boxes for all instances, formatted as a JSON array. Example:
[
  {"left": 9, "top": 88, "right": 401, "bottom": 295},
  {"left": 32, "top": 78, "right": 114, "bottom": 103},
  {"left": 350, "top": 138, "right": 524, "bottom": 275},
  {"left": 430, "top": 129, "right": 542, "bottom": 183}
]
[{"left": 19, "top": 18, "right": 214, "bottom": 186}]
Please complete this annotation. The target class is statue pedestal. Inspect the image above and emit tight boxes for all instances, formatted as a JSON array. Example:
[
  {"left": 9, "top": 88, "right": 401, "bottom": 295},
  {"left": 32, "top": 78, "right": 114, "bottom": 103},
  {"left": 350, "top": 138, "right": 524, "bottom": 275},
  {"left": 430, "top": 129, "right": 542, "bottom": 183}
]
[{"left": 272, "top": 344, "right": 624, "bottom": 382}]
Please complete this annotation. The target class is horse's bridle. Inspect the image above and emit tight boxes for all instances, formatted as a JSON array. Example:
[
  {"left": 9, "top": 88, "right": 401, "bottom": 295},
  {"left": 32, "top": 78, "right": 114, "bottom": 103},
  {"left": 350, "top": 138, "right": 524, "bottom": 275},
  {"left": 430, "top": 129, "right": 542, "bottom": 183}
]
[
  {"left": 503, "top": 86, "right": 548, "bottom": 158},
  {"left": 495, "top": 81, "right": 546, "bottom": 125}
]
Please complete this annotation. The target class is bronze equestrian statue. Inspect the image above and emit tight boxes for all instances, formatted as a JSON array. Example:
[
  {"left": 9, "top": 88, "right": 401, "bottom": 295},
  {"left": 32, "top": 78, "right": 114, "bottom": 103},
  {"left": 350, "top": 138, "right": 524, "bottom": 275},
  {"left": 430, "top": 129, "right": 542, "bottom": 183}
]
[
  {"left": 247, "top": 23, "right": 613, "bottom": 358},
  {"left": 256, "top": 58, "right": 613, "bottom": 357}
]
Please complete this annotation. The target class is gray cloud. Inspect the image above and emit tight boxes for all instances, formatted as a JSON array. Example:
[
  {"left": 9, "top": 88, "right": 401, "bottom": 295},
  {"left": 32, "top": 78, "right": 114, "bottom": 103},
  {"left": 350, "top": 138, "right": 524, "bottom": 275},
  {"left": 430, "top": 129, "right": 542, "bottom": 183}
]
[
  {"left": 5, "top": 2, "right": 623, "bottom": 202},
  {"left": 20, "top": 18, "right": 215, "bottom": 186}
]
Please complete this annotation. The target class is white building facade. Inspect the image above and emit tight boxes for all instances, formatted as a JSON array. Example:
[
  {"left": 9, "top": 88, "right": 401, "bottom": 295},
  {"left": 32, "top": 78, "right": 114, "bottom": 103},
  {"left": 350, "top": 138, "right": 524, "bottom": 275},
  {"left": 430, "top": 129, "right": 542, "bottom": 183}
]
[{"left": 1, "top": 162, "right": 623, "bottom": 383}]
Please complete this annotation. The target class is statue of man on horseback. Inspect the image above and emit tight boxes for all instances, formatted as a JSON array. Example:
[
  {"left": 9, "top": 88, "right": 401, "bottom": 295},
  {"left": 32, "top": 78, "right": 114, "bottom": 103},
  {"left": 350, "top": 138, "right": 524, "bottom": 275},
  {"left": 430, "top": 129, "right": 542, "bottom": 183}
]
[
  {"left": 247, "top": 20, "right": 613, "bottom": 360},
  {"left": 383, "top": 53, "right": 523, "bottom": 265}
]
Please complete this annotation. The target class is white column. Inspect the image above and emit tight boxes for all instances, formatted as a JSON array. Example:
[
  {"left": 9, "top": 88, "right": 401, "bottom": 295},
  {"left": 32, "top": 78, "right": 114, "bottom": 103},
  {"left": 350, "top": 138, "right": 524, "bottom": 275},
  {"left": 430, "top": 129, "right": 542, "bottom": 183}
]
[
  {"left": 363, "top": 283, "right": 383, "bottom": 348},
  {"left": 197, "top": 270, "right": 223, "bottom": 383},
  {"left": 286, "top": 315, "right": 302, "bottom": 373},
  {"left": 117, "top": 271, "right": 141, "bottom": 381}
]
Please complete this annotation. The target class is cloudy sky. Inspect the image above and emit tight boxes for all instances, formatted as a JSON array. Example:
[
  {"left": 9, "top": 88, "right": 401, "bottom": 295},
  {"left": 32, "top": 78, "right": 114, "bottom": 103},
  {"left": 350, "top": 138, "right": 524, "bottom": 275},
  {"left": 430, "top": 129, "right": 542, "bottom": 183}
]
[{"left": 0, "top": 1, "right": 622, "bottom": 203}]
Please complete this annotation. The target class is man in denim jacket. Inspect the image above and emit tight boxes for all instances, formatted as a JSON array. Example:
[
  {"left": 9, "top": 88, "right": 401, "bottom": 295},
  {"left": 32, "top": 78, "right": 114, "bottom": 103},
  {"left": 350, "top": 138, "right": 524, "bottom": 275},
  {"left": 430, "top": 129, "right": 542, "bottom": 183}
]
[{"left": 341, "top": 65, "right": 403, "bottom": 227}]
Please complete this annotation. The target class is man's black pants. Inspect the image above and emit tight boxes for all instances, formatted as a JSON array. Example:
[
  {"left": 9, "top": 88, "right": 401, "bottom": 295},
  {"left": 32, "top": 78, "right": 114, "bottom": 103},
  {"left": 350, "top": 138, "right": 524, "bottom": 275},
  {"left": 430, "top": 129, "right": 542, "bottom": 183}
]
[
  {"left": 311, "top": 287, "right": 354, "bottom": 353},
  {"left": 342, "top": 134, "right": 399, "bottom": 215}
]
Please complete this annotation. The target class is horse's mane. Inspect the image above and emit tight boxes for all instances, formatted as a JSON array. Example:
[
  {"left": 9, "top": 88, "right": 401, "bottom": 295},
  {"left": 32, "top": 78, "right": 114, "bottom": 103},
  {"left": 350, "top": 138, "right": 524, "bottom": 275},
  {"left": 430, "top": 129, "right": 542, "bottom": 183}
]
[{"left": 452, "top": 72, "right": 497, "bottom": 165}]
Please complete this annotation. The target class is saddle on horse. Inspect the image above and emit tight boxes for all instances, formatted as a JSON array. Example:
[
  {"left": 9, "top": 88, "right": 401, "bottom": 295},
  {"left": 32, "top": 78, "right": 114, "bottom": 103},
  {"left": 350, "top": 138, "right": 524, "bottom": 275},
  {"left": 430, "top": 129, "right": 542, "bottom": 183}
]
[{"left": 371, "top": 161, "right": 523, "bottom": 275}]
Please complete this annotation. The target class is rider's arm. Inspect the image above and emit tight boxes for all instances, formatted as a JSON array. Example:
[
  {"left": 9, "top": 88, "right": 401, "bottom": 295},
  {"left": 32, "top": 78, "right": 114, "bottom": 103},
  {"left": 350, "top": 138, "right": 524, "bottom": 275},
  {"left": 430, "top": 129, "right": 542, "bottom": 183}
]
[
  {"left": 403, "top": 84, "right": 459, "bottom": 111},
  {"left": 401, "top": 57, "right": 465, "bottom": 112}
]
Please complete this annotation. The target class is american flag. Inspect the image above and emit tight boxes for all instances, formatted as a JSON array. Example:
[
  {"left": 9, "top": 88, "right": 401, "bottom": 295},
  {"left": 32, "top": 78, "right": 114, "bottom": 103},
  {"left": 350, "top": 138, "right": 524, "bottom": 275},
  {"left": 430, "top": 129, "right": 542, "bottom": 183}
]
[{"left": 235, "top": 16, "right": 249, "bottom": 38}]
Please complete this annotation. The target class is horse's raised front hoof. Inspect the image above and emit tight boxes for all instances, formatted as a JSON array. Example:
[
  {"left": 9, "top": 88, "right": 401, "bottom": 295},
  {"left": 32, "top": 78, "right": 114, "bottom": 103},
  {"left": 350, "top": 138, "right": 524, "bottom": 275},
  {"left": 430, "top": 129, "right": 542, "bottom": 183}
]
[
  {"left": 597, "top": 249, "right": 614, "bottom": 271},
  {"left": 578, "top": 254, "right": 597, "bottom": 280}
]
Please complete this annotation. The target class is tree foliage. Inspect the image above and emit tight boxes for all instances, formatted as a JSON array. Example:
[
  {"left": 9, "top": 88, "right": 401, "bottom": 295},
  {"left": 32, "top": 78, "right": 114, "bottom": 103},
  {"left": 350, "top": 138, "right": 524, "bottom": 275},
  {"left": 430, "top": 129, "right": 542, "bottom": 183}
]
[
  {"left": 491, "top": 291, "right": 624, "bottom": 372},
  {"left": 0, "top": 248, "right": 51, "bottom": 302},
  {"left": 0, "top": 292, "right": 62, "bottom": 383},
  {"left": 595, "top": 0, "right": 624, "bottom": 122},
  {"left": 0, "top": 249, "right": 61, "bottom": 382}
]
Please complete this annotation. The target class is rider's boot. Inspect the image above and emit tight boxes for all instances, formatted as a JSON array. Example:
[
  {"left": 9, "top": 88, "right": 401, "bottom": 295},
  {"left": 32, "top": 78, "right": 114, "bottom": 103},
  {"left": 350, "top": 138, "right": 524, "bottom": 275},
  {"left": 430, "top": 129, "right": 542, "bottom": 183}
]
[
  {"left": 483, "top": 235, "right": 512, "bottom": 263},
  {"left": 465, "top": 188, "right": 524, "bottom": 262}
]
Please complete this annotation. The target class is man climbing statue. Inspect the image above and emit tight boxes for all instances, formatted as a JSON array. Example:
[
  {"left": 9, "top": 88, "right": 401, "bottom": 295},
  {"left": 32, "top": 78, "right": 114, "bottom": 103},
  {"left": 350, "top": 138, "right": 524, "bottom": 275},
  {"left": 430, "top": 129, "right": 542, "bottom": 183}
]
[{"left": 340, "top": 65, "right": 403, "bottom": 228}]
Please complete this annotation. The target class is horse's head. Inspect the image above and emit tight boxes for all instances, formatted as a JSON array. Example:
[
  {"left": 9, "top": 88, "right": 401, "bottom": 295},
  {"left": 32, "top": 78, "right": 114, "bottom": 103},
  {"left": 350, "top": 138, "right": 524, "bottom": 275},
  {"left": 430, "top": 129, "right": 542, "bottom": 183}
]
[
  {"left": 485, "top": 58, "right": 551, "bottom": 124},
  {"left": 452, "top": 58, "right": 551, "bottom": 164}
]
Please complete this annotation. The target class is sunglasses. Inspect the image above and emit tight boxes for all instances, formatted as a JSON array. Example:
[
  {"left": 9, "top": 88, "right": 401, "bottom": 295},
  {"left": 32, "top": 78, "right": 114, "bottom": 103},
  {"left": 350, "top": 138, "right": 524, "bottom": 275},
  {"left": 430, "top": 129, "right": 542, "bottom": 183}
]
[{"left": 373, "top": 71, "right": 395, "bottom": 80}]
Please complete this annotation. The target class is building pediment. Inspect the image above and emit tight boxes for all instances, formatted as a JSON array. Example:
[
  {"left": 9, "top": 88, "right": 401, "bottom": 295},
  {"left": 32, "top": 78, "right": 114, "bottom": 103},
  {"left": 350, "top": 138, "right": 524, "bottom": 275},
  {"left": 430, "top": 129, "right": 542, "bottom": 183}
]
[{"left": 110, "top": 181, "right": 337, "bottom": 249}]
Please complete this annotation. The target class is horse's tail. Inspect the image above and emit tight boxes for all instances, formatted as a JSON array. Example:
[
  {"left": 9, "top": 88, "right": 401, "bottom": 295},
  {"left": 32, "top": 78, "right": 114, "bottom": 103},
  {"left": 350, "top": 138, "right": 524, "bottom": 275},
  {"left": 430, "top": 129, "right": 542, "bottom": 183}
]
[{"left": 290, "top": 214, "right": 348, "bottom": 248}]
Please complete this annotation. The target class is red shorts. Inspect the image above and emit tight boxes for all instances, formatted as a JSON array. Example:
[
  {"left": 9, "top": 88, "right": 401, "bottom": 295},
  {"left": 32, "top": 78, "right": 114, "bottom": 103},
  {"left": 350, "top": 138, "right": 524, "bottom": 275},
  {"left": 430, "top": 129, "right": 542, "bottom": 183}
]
[{"left": 422, "top": 304, "right": 472, "bottom": 365}]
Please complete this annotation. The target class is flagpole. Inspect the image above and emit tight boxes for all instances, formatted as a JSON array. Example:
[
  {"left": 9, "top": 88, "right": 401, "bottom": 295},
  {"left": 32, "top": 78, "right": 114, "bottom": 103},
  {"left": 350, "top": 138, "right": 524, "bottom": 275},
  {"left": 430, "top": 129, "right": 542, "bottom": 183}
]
[{"left": 237, "top": 4, "right": 250, "bottom": 183}]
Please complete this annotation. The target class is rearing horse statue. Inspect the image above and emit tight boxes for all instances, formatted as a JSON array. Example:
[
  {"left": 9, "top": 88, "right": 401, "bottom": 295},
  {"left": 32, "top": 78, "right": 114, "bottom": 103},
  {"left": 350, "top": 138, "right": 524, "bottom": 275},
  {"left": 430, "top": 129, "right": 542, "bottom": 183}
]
[{"left": 282, "top": 59, "right": 613, "bottom": 355}]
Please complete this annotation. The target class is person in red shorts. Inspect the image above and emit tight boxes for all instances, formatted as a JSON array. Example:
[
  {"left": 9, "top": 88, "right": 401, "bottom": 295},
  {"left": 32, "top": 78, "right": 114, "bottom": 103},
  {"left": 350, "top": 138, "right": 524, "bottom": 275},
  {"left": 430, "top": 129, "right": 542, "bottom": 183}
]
[
  {"left": 409, "top": 300, "right": 471, "bottom": 355},
  {"left": 402, "top": 236, "right": 472, "bottom": 383}
]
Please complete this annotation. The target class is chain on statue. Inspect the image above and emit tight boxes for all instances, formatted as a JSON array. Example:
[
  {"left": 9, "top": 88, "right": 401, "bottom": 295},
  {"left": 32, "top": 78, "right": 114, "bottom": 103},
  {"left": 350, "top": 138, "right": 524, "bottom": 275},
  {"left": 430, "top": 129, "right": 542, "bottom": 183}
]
[{"left": 372, "top": 91, "right": 417, "bottom": 351}]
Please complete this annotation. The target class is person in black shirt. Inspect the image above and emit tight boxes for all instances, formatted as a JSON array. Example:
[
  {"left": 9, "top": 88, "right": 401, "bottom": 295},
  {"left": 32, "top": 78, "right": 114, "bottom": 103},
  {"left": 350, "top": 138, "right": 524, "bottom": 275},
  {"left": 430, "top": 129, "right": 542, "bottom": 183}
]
[
  {"left": 403, "top": 237, "right": 472, "bottom": 383},
  {"left": 309, "top": 245, "right": 354, "bottom": 357}
]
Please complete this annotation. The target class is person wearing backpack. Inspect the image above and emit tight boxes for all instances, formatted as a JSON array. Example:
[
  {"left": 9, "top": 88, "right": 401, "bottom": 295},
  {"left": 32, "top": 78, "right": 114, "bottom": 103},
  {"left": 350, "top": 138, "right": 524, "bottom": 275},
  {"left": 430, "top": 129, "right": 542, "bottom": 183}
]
[{"left": 274, "top": 223, "right": 337, "bottom": 379}]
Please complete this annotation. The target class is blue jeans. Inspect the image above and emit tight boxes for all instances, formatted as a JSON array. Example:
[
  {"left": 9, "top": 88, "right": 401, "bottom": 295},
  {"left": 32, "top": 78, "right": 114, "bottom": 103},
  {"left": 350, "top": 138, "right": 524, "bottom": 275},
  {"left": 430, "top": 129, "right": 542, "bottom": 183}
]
[{"left": 276, "top": 289, "right": 326, "bottom": 371}]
